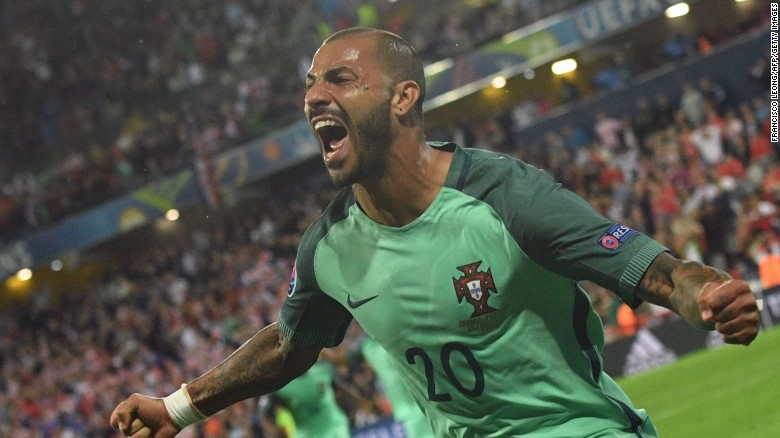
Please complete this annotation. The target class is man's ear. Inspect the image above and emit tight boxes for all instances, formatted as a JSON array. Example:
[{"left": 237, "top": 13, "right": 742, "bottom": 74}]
[{"left": 391, "top": 80, "right": 421, "bottom": 117}]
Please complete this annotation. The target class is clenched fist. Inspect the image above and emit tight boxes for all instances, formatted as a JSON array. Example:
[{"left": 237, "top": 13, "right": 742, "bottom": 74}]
[
  {"left": 110, "top": 393, "right": 181, "bottom": 438},
  {"left": 698, "top": 280, "right": 761, "bottom": 345}
]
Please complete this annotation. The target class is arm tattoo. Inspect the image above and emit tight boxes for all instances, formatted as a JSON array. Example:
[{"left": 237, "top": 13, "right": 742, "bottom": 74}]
[
  {"left": 637, "top": 252, "right": 730, "bottom": 329},
  {"left": 636, "top": 253, "right": 676, "bottom": 305},
  {"left": 187, "top": 323, "right": 319, "bottom": 416}
]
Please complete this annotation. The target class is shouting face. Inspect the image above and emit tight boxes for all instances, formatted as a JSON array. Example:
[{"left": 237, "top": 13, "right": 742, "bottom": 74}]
[{"left": 304, "top": 35, "right": 394, "bottom": 187}]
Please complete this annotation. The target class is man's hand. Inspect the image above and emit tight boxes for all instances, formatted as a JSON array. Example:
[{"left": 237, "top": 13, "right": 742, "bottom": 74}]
[
  {"left": 110, "top": 393, "right": 181, "bottom": 438},
  {"left": 698, "top": 280, "right": 760, "bottom": 345},
  {"left": 637, "top": 253, "right": 761, "bottom": 345}
]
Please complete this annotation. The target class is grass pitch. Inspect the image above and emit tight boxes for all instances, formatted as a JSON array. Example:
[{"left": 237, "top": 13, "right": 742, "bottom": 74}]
[{"left": 617, "top": 325, "right": 780, "bottom": 437}]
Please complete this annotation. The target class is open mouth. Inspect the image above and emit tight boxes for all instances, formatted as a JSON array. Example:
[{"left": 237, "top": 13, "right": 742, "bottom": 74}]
[{"left": 314, "top": 119, "right": 348, "bottom": 153}]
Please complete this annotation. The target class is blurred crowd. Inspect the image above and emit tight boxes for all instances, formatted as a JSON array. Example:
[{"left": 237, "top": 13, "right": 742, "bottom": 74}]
[
  {"left": 1, "top": 0, "right": 585, "bottom": 243},
  {"left": 0, "top": 1, "right": 778, "bottom": 437},
  {"left": 2, "top": 1, "right": 768, "bottom": 243},
  {"left": 505, "top": 80, "right": 778, "bottom": 338}
]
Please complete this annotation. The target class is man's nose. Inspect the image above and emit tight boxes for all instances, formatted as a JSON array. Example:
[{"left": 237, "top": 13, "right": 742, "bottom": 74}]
[{"left": 304, "top": 81, "right": 331, "bottom": 110}]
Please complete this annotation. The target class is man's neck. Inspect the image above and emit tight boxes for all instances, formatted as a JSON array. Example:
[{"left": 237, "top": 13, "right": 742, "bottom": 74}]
[{"left": 353, "top": 141, "right": 453, "bottom": 227}]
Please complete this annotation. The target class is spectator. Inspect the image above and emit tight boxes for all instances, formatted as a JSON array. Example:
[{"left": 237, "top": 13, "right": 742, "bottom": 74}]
[
  {"left": 594, "top": 111, "right": 623, "bottom": 150},
  {"left": 559, "top": 77, "right": 581, "bottom": 104},
  {"left": 651, "top": 92, "right": 676, "bottom": 132},
  {"left": 592, "top": 53, "right": 632, "bottom": 92},
  {"left": 662, "top": 32, "right": 696, "bottom": 62},
  {"left": 679, "top": 81, "right": 707, "bottom": 126},
  {"left": 698, "top": 76, "right": 727, "bottom": 112},
  {"left": 690, "top": 119, "right": 724, "bottom": 166}
]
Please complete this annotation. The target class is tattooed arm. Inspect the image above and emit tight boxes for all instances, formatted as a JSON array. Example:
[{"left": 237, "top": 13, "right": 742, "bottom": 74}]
[
  {"left": 187, "top": 322, "right": 321, "bottom": 415},
  {"left": 111, "top": 323, "right": 321, "bottom": 437},
  {"left": 636, "top": 252, "right": 760, "bottom": 345}
]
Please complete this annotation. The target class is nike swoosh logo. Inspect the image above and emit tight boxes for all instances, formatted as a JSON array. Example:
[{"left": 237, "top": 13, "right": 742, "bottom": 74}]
[{"left": 347, "top": 294, "right": 379, "bottom": 309}]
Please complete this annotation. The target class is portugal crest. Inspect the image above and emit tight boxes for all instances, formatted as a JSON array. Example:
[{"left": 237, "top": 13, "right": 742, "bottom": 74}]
[{"left": 453, "top": 261, "right": 497, "bottom": 317}]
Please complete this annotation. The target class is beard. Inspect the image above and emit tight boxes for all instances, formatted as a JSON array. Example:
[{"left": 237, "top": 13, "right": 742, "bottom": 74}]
[{"left": 327, "top": 96, "right": 394, "bottom": 187}]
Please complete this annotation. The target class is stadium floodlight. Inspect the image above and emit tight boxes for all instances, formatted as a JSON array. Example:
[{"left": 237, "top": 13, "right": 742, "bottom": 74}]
[
  {"left": 166, "top": 209, "right": 180, "bottom": 221},
  {"left": 551, "top": 58, "right": 577, "bottom": 75},
  {"left": 491, "top": 76, "right": 507, "bottom": 89},
  {"left": 16, "top": 268, "right": 33, "bottom": 282},
  {"left": 665, "top": 2, "right": 690, "bottom": 18}
]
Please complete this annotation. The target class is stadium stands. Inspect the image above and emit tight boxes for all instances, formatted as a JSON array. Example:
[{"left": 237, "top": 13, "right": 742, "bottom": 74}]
[{"left": 0, "top": 0, "right": 584, "bottom": 243}]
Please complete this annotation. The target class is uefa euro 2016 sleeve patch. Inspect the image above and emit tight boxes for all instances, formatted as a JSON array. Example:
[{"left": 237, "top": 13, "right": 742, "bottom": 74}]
[
  {"left": 597, "top": 224, "right": 638, "bottom": 251},
  {"left": 287, "top": 262, "right": 297, "bottom": 297}
]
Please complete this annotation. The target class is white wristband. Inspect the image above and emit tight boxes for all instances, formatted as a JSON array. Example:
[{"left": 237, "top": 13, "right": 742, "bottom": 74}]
[{"left": 163, "top": 384, "right": 207, "bottom": 429}]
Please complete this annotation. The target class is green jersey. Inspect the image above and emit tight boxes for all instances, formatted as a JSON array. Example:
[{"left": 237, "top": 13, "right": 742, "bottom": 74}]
[
  {"left": 361, "top": 337, "right": 435, "bottom": 437},
  {"left": 280, "top": 143, "right": 665, "bottom": 437},
  {"left": 274, "top": 362, "right": 350, "bottom": 438}
]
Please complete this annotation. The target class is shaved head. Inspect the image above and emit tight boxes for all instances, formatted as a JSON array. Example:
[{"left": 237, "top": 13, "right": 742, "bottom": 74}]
[{"left": 323, "top": 28, "right": 426, "bottom": 120}]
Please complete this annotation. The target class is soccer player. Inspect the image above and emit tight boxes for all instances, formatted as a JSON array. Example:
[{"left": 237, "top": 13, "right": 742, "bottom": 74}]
[
  {"left": 360, "top": 336, "right": 435, "bottom": 437},
  {"left": 271, "top": 361, "right": 350, "bottom": 438},
  {"left": 111, "top": 27, "right": 761, "bottom": 437}
]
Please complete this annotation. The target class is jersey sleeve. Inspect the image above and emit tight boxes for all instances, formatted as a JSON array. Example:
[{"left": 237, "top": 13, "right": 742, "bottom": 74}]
[
  {"left": 462, "top": 149, "right": 668, "bottom": 306},
  {"left": 277, "top": 196, "right": 354, "bottom": 347}
]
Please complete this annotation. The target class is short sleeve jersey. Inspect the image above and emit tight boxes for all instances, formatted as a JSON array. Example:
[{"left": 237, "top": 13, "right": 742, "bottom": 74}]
[
  {"left": 361, "top": 337, "right": 435, "bottom": 438},
  {"left": 274, "top": 362, "right": 350, "bottom": 438},
  {"left": 279, "top": 143, "right": 666, "bottom": 437}
]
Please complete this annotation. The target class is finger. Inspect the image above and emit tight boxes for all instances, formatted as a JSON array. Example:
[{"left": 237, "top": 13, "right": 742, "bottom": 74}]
[
  {"left": 112, "top": 408, "right": 134, "bottom": 433},
  {"left": 130, "top": 418, "right": 145, "bottom": 435},
  {"left": 132, "top": 425, "right": 152, "bottom": 438},
  {"left": 720, "top": 325, "right": 759, "bottom": 345},
  {"left": 712, "top": 290, "right": 762, "bottom": 325},
  {"left": 714, "top": 312, "right": 759, "bottom": 346},
  {"left": 699, "top": 280, "right": 753, "bottom": 320},
  {"left": 112, "top": 398, "right": 140, "bottom": 434},
  {"left": 110, "top": 406, "right": 120, "bottom": 429},
  {"left": 698, "top": 282, "right": 719, "bottom": 322},
  {"left": 716, "top": 314, "right": 759, "bottom": 334}
]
